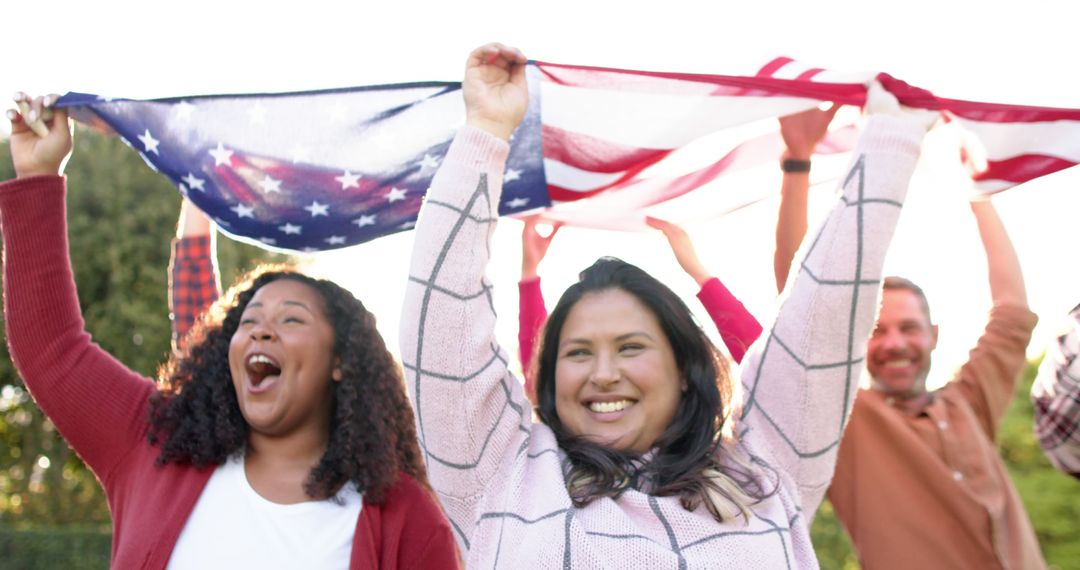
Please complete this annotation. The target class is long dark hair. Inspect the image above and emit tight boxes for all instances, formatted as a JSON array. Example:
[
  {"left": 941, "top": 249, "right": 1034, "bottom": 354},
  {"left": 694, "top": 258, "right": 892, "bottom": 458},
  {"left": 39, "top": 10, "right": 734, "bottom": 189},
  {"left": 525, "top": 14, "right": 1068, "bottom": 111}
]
[
  {"left": 148, "top": 265, "right": 427, "bottom": 503},
  {"left": 534, "top": 258, "right": 772, "bottom": 521}
]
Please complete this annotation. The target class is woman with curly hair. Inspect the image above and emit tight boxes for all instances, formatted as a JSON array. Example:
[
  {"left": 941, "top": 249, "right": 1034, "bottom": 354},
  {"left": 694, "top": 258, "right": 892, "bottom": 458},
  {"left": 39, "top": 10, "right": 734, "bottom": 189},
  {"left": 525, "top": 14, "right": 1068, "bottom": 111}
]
[
  {"left": 2, "top": 95, "right": 458, "bottom": 569},
  {"left": 399, "top": 43, "right": 935, "bottom": 567}
]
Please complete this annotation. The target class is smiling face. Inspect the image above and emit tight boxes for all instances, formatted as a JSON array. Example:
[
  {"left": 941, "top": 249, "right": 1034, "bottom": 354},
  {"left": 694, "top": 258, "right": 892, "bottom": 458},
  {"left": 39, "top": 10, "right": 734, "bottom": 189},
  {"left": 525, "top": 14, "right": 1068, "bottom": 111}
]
[
  {"left": 554, "top": 288, "right": 683, "bottom": 453},
  {"left": 866, "top": 288, "right": 939, "bottom": 397},
  {"left": 227, "top": 279, "right": 339, "bottom": 438}
]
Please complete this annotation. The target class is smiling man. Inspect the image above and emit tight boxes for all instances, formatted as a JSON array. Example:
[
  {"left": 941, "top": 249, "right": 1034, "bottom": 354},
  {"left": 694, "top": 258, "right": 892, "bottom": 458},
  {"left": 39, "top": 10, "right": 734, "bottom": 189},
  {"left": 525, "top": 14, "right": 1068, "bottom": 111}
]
[{"left": 825, "top": 198, "right": 1046, "bottom": 569}]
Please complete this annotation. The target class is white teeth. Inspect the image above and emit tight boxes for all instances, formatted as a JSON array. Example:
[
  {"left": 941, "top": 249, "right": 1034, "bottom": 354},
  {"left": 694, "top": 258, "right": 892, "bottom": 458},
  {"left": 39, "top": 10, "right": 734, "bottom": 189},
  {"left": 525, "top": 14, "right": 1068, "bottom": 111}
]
[
  {"left": 883, "top": 359, "right": 912, "bottom": 368},
  {"left": 248, "top": 354, "right": 276, "bottom": 366},
  {"left": 588, "top": 400, "right": 633, "bottom": 413}
]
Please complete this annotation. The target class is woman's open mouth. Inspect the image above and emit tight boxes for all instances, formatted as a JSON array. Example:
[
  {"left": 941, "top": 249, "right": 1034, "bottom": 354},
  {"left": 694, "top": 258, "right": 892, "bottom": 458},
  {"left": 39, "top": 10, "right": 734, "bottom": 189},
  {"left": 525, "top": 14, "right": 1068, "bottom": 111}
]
[{"left": 245, "top": 353, "right": 282, "bottom": 391}]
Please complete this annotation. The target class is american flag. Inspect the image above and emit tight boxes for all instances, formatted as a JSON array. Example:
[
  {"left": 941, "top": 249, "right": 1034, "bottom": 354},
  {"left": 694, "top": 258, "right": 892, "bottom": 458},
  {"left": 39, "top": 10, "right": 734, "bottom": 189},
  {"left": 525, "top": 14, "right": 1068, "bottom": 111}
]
[{"left": 56, "top": 58, "right": 1080, "bottom": 252}]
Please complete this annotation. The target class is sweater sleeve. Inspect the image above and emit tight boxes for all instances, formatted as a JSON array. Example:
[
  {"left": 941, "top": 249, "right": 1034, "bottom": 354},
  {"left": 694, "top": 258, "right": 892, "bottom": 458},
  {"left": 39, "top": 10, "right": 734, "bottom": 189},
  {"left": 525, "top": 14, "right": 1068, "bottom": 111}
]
[
  {"left": 518, "top": 276, "right": 547, "bottom": 396},
  {"left": 398, "top": 127, "right": 532, "bottom": 530},
  {"left": 169, "top": 235, "right": 221, "bottom": 350},
  {"left": 696, "top": 277, "right": 762, "bottom": 364},
  {"left": 0, "top": 176, "right": 155, "bottom": 484},
  {"left": 737, "top": 115, "right": 926, "bottom": 517}
]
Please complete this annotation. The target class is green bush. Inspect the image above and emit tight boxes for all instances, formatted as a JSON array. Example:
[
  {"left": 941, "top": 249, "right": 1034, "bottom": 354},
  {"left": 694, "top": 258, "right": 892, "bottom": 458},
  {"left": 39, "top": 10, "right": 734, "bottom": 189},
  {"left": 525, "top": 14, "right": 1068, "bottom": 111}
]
[{"left": 0, "top": 525, "right": 110, "bottom": 570}]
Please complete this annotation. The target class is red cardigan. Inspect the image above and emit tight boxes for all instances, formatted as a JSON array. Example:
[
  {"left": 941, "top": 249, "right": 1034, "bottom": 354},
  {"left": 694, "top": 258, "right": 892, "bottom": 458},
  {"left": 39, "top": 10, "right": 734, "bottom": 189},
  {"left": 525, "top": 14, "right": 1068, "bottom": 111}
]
[{"left": 0, "top": 175, "right": 459, "bottom": 570}]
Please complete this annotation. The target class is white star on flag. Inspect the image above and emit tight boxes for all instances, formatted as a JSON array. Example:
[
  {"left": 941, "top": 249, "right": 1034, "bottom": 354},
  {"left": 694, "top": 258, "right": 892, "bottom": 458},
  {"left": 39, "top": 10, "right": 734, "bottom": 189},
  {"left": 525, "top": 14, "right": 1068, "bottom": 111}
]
[
  {"left": 507, "top": 197, "right": 530, "bottom": 208},
  {"left": 419, "top": 153, "right": 440, "bottom": 169},
  {"left": 210, "top": 143, "right": 234, "bottom": 167},
  {"left": 259, "top": 237, "right": 277, "bottom": 245},
  {"left": 386, "top": 187, "right": 407, "bottom": 202},
  {"left": 278, "top": 223, "right": 302, "bottom": 235},
  {"left": 182, "top": 173, "right": 206, "bottom": 192},
  {"left": 304, "top": 201, "right": 330, "bottom": 217},
  {"left": 336, "top": 170, "right": 361, "bottom": 190},
  {"left": 258, "top": 175, "right": 283, "bottom": 193},
  {"left": 138, "top": 129, "right": 160, "bottom": 155},
  {"left": 354, "top": 214, "right": 376, "bottom": 228},
  {"left": 231, "top": 203, "right": 255, "bottom": 218},
  {"left": 325, "top": 235, "right": 347, "bottom": 245},
  {"left": 398, "top": 221, "right": 416, "bottom": 230},
  {"left": 504, "top": 168, "right": 521, "bottom": 183}
]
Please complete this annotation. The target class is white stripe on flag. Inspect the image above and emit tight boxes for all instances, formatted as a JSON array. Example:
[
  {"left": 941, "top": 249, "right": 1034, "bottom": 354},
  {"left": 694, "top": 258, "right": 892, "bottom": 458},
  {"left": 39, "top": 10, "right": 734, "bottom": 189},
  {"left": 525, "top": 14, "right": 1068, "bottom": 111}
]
[{"left": 540, "top": 81, "right": 824, "bottom": 149}]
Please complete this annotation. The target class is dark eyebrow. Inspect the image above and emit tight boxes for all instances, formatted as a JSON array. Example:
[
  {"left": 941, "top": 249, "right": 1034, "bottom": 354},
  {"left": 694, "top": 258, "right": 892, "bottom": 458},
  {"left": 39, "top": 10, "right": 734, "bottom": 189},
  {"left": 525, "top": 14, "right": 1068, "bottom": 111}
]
[
  {"left": 284, "top": 300, "right": 316, "bottom": 314},
  {"left": 559, "top": 331, "right": 654, "bottom": 350},
  {"left": 243, "top": 300, "right": 315, "bottom": 315}
]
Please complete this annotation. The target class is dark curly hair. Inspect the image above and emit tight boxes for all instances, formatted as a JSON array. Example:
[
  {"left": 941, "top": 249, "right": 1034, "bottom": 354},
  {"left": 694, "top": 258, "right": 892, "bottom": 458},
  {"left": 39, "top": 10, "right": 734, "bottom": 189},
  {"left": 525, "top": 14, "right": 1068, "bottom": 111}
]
[
  {"left": 534, "top": 258, "right": 774, "bottom": 522},
  {"left": 148, "top": 265, "right": 427, "bottom": 503}
]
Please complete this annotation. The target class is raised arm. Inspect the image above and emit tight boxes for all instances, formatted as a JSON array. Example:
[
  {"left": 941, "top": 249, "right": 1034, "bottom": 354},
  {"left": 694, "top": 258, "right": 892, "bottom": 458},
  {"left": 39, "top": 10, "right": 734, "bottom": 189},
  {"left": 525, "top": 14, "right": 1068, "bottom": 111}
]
[
  {"left": 519, "top": 215, "right": 557, "bottom": 398},
  {"left": 740, "top": 88, "right": 933, "bottom": 517},
  {"left": 774, "top": 105, "right": 840, "bottom": 293},
  {"left": 3, "top": 95, "right": 155, "bottom": 481},
  {"left": 169, "top": 198, "right": 221, "bottom": 351},
  {"left": 1031, "top": 304, "right": 1080, "bottom": 479},
  {"left": 971, "top": 198, "right": 1027, "bottom": 308},
  {"left": 645, "top": 217, "right": 762, "bottom": 363},
  {"left": 399, "top": 43, "right": 530, "bottom": 543},
  {"left": 951, "top": 197, "right": 1036, "bottom": 433}
]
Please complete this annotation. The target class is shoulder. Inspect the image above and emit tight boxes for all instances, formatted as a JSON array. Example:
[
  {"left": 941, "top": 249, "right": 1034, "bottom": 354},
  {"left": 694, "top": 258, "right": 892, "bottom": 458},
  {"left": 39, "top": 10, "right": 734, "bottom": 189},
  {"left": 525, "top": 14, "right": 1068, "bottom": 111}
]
[{"left": 375, "top": 473, "right": 446, "bottom": 520}]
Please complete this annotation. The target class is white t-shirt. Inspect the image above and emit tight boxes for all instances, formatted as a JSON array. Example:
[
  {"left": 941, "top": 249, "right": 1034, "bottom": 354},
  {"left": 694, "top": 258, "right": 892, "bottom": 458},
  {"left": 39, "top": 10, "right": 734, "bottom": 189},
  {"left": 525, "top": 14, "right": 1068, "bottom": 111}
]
[{"left": 167, "top": 455, "right": 363, "bottom": 569}]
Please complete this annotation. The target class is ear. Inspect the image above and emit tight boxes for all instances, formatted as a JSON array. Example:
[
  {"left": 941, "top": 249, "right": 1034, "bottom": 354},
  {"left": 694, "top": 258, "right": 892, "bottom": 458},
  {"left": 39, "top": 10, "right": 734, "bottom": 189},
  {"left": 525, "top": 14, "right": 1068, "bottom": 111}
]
[
  {"left": 332, "top": 368, "right": 343, "bottom": 382},
  {"left": 930, "top": 324, "right": 940, "bottom": 350}
]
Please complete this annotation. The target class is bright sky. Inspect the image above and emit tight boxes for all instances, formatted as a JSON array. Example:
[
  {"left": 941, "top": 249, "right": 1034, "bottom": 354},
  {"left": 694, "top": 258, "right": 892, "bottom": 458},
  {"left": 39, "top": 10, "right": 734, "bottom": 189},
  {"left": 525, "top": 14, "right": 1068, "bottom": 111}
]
[{"left": 5, "top": 0, "right": 1080, "bottom": 387}]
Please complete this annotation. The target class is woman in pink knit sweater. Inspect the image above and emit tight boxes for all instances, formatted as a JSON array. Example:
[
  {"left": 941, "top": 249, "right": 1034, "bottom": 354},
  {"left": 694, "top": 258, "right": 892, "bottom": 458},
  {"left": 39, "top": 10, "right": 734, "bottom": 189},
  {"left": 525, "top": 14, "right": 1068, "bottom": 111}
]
[
  {"left": 400, "top": 43, "right": 935, "bottom": 568},
  {"left": 2, "top": 96, "right": 457, "bottom": 569}
]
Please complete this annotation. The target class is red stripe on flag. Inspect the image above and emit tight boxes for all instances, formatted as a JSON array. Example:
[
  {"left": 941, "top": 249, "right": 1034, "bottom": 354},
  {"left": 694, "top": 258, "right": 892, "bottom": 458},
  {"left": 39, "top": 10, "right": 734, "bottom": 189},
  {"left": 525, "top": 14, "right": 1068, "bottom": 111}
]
[
  {"left": 975, "top": 154, "right": 1078, "bottom": 183},
  {"left": 547, "top": 183, "right": 609, "bottom": 202},
  {"left": 532, "top": 61, "right": 866, "bottom": 104},
  {"left": 944, "top": 102, "right": 1080, "bottom": 123},
  {"left": 795, "top": 68, "right": 825, "bottom": 81},
  {"left": 542, "top": 125, "right": 671, "bottom": 174},
  {"left": 756, "top": 57, "right": 795, "bottom": 77}
]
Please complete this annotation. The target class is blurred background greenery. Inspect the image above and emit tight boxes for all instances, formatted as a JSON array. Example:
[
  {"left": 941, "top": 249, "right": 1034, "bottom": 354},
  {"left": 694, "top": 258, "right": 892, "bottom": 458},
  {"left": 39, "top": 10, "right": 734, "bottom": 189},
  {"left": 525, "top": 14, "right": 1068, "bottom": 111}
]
[{"left": 0, "top": 131, "right": 1076, "bottom": 568}]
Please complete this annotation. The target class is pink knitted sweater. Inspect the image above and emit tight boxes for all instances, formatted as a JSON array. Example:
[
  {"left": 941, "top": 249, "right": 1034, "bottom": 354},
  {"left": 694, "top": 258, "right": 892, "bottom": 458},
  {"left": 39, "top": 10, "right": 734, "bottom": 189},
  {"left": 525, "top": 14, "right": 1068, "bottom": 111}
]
[{"left": 400, "top": 116, "right": 925, "bottom": 569}]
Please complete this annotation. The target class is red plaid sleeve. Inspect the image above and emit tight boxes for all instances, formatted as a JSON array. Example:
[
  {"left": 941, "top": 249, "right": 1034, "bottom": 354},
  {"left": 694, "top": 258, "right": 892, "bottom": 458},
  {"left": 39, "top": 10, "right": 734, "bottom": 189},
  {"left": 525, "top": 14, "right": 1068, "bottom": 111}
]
[
  {"left": 169, "top": 235, "right": 220, "bottom": 351},
  {"left": 1032, "top": 303, "right": 1080, "bottom": 479}
]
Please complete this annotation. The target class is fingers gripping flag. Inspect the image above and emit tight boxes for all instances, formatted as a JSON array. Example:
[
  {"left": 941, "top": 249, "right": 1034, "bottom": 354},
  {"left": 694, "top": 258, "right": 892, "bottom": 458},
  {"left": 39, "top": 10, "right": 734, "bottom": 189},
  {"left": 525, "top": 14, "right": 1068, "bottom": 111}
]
[{"left": 56, "top": 59, "right": 1080, "bottom": 252}]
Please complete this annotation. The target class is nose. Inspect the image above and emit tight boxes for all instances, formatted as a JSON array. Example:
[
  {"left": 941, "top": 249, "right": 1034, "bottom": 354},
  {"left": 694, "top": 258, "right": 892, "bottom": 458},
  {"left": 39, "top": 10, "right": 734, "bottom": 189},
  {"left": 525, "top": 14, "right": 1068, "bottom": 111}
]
[
  {"left": 248, "top": 323, "right": 277, "bottom": 341},
  {"left": 589, "top": 352, "right": 620, "bottom": 388},
  {"left": 877, "top": 327, "right": 905, "bottom": 351}
]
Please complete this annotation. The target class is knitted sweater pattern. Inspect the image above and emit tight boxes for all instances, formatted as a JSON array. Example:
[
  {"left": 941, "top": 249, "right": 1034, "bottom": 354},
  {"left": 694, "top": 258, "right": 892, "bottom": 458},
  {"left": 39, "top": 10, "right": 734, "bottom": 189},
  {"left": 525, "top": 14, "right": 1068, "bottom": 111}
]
[{"left": 399, "top": 117, "right": 925, "bottom": 569}]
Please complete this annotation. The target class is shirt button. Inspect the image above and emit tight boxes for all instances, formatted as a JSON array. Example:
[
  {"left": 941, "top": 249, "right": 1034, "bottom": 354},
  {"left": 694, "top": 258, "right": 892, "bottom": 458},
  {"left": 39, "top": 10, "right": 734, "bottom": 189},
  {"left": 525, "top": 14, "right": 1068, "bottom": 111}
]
[
  {"left": 952, "top": 471, "right": 964, "bottom": 482},
  {"left": 938, "top": 420, "right": 949, "bottom": 430}
]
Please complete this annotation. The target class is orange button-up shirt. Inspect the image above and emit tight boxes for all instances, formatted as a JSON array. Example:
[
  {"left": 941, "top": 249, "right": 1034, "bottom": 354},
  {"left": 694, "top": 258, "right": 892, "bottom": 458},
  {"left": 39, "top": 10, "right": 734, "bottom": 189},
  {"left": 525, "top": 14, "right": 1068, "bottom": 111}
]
[{"left": 828, "top": 304, "right": 1045, "bottom": 570}]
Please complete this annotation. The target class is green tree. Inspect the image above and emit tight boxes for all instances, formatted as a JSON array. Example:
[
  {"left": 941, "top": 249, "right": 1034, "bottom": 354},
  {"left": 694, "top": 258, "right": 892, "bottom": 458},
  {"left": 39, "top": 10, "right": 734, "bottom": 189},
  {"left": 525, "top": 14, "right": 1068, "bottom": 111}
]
[{"left": 0, "top": 128, "right": 284, "bottom": 532}]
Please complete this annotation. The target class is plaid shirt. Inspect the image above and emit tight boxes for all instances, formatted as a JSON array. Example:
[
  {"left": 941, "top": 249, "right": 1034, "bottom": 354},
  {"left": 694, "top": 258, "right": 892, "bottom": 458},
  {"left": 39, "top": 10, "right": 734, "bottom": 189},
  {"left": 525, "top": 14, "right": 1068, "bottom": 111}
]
[
  {"left": 169, "top": 236, "right": 220, "bottom": 351},
  {"left": 1032, "top": 303, "right": 1080, "bottom": 479}
]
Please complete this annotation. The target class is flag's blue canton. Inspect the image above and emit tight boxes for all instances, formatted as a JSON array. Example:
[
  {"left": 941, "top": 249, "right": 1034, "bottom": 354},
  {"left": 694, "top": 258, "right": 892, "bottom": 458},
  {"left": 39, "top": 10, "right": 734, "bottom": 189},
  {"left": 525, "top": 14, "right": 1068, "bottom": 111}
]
[{"left": 58, "top": 72, "right": 547, "bottom": 253}]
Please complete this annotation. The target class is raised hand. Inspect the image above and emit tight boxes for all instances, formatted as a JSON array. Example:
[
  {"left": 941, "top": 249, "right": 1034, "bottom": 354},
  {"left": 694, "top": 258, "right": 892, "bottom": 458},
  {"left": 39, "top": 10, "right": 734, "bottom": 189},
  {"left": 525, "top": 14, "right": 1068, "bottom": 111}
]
[
  {"left": 463, "top": 42, "right": 528, "bottom": 141},
  {"left": 8, "top": 93, "right": 73, "bottom": 178},
  {"left": 521, "top": 215, "right": 560, "bottom": 280},
  {"left": 779, "top": 104, "right": 840, "bottom": 160},
  {"left": 646, "top": 217, "right": 711, "bottom": 286}
]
